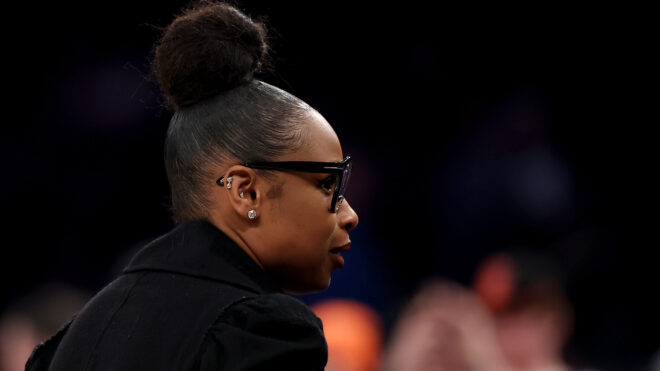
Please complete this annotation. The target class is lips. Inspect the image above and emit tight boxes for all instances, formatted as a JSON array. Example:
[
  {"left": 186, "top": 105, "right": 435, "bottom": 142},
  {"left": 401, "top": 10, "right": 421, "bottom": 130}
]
[
  {"left": 330, "top": 242, "right": 351, "bottom": 255},
  {"left": 329, "top": 242, "right": 350, "bottom": 268}
]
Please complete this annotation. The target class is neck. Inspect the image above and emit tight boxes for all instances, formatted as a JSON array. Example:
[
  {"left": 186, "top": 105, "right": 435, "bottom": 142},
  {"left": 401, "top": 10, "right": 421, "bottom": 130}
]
[{"left": 207, "top": 214, "right": 265, "bottom": 270}]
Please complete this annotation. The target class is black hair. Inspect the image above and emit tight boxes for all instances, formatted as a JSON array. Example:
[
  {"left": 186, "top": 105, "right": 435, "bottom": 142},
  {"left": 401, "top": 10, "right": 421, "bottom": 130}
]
[{"left": 151, "top": 1, "right": 312, "bottom": 223}]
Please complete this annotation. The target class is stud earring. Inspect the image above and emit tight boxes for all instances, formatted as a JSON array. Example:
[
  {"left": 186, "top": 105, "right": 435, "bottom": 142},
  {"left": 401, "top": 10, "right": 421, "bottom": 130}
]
[
  {"left": 226, "top": 176, "right": 233, "bottom": 189},
  {"left": 248, "top": 210, "right": 257, "bottom": 219},
  {"left": 239, "top": 192, "right": 244, "bottom": 198}
]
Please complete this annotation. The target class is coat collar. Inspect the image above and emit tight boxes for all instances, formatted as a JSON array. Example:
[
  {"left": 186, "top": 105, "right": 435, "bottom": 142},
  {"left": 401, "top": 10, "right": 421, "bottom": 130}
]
[{"left": 123, "top": 219, "right": 283, "bottom": 294}]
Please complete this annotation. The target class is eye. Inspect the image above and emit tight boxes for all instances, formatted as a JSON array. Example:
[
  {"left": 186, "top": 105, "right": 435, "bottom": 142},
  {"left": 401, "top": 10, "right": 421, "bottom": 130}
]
[{"left": 320, "top": 176, "right": 336, "bottom": 193}]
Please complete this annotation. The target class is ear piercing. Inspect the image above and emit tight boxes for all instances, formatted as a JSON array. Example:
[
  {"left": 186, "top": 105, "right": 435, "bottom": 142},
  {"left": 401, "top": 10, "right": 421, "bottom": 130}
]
[
  {"left": 219, "top": 177, "right": 249, "bottom": 208},
  {"left": 216, "top": 176, "right": 234, "bottom": 189},
  {"left": 218, "top": 177, "right": 252, "bottom": 218}
]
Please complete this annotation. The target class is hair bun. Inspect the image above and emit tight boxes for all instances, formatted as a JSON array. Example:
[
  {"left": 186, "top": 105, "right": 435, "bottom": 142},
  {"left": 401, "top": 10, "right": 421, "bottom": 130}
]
[{"left": 152, "top": 1, "right": 269, "bottom": 110}]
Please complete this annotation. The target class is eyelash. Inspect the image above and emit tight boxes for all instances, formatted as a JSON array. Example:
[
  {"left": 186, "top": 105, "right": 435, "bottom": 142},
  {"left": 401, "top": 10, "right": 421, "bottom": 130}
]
[{"left": 320, "top": 176, "right": 336, "bottom": 193}]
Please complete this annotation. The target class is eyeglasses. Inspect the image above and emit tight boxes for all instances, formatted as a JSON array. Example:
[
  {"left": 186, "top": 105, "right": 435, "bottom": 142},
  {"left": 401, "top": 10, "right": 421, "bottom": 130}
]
[{"left": 219, "top": 156, "right": 352, "bottom": 213}]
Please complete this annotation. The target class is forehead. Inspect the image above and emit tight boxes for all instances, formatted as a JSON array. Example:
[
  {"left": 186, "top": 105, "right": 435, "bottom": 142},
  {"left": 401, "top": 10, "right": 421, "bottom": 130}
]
[{"left": 284, "top": 110, "right": 343, "bottom": 163}]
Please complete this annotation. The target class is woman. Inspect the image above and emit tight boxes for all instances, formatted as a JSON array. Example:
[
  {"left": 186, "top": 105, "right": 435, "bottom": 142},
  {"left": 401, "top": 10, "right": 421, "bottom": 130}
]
[{"left": 26, "top": 1, "right": 359, "bottom": 370}]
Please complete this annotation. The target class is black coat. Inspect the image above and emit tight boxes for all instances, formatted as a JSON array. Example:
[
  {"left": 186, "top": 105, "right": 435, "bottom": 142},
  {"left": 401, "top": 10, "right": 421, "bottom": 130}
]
[{"left": 26, "top": 220, "right": 328, "bottom": 370}]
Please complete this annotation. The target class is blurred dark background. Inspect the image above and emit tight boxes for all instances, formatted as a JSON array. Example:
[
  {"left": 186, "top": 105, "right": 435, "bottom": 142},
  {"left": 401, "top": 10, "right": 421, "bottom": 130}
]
[{"left": 2, "top": 1, "right": 655, "bottom": 370}]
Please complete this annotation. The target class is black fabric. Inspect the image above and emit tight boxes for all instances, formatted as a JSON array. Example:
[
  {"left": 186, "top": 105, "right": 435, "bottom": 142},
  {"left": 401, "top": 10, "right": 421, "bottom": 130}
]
[{"left": 25, "top": 220, "right": 328, "bottom": 371}]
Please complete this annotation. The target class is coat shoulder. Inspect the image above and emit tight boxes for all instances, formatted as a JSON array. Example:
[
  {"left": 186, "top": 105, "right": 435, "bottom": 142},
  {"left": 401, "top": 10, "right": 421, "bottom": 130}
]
[
  {"left": 221, "top": 293, "right": 324, "bottom": 328},
  {"left": 197, "top": 293, "right": 328, "bottom": 370},
  {"left": 25, "top": 316, "right": 75, "bottom": 371}
]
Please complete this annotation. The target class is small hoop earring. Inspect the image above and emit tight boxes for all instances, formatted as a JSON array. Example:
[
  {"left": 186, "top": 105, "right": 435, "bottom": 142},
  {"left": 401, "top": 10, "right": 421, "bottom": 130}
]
[
  {"left": 248, "top": 210, "right": 257, "bottom": 219},
  {"left": 226, "top": 177, "right": 233, "bottom": 189}
]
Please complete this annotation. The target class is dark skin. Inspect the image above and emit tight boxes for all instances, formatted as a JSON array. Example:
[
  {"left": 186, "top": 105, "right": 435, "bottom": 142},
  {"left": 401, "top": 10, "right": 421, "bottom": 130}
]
[{"left": 207, "top": 109, "right": 359, "bottom": 294}]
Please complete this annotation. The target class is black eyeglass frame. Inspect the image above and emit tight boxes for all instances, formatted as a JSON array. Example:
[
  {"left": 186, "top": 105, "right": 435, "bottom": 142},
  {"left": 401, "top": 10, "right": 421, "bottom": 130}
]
[{"left": 217, "top": 155, "right": 352, "bottom": 213}]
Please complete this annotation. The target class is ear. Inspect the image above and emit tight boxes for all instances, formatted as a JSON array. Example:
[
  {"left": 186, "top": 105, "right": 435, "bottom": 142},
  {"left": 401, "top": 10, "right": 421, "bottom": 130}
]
[{"left": 219, "top": 165, "right": 265, "bottom": 222}]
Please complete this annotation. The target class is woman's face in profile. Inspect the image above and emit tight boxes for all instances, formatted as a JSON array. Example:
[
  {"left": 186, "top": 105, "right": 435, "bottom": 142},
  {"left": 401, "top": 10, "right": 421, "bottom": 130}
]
[{"left": 258, "top": 110, "right": 359, "bottom": 294}]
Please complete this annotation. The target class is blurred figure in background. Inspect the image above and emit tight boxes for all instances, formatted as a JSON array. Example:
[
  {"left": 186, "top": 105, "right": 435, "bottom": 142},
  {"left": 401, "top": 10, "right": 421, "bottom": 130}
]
[
  {"left": 0, "top": 283, "right": 90, "bottom": 371},
  {"left": 382, "top": 278, "right": 510, "bottom": 371},
  {"left": 383, "top": 249, "right": 592, "bottom": 371},
  {"left": 311, "top": 298, "right": 383, "bottom": 371},
  {"left": 473, "top": 250, "right": 578, "bottom": 371}
]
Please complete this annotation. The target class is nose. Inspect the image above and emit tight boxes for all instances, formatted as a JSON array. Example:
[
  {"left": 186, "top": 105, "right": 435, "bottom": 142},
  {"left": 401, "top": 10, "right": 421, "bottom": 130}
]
[{"left": 338, "top": 198, "right": 359, "bottom": 231}]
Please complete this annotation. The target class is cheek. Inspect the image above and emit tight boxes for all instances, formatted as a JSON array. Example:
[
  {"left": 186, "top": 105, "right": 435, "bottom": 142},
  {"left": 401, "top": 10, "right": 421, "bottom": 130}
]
[
  {"left": 268, "top": 188, "right": 335, "bottom": 252},
  {"left": 276, "top": 185, "right": 332, "bottom": 227},
  {"left": 288, "top": 200, "right": 335, "bottom": 245}
]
